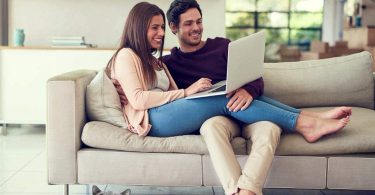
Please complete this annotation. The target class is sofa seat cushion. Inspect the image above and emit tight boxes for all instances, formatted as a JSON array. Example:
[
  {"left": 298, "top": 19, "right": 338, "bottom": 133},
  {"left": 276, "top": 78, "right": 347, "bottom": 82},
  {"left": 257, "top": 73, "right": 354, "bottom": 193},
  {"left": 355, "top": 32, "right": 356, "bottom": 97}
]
[
  {"left": 276, "top": 107, "right": 375, "bottom": 155},
  {"left": 82, "top": 106, "right": 375, "bottom": 156},
  {"left": 81, "top": 117, "right": 248, "bottom": 155}
]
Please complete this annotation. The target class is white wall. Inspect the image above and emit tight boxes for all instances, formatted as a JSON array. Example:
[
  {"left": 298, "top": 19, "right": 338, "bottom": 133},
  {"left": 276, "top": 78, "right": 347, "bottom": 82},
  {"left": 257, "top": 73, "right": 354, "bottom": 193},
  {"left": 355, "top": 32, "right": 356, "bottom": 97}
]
[
  {"left": 8, "top": 0, "right": 225, "bottom": 49},
  {"left": 0, "top": 48, "right": 115, "bottom": 124}
]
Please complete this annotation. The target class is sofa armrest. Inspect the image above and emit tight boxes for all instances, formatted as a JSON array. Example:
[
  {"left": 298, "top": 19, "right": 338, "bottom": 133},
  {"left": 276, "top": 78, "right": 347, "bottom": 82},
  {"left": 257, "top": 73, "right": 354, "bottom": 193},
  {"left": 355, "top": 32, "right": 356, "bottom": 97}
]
[
  {"left": 373, "top": 72, "right": 375, "bottom": 110},
  {"left": 47, "top": 70, "right": 97, "bottom": 184}
]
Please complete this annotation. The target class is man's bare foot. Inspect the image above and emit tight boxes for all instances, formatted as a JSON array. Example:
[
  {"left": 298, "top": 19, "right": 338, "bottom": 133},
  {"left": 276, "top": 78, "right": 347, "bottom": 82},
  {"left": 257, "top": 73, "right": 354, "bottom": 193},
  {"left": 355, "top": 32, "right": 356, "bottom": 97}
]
[
  {"left": 301, "top": 106, "right": 352, "bottom": 119},
  {"left": 296, "top": 115, "right": 350, "bottom": 143}
]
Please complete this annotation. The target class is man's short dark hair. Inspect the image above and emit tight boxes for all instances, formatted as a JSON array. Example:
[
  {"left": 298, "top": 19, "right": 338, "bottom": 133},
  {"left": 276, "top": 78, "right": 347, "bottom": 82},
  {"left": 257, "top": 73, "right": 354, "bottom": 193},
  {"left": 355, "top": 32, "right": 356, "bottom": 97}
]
[{"left": 166, "top": 0, "right": 202, "bottom": 26}]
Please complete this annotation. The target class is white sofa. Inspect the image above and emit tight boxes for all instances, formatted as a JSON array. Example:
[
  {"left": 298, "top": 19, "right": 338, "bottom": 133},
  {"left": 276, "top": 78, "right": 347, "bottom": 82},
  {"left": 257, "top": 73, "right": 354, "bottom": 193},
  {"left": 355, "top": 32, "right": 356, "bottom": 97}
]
[{"left": 47, "top": 51, "right": 375, "bottom": 194}]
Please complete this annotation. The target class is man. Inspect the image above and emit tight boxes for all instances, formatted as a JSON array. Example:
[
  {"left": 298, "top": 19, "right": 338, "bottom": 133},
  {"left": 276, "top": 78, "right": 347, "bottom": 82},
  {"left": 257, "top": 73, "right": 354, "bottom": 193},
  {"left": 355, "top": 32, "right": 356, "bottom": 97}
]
[{"left": 162, "top": 1, "right": 280, "bottom": 194}]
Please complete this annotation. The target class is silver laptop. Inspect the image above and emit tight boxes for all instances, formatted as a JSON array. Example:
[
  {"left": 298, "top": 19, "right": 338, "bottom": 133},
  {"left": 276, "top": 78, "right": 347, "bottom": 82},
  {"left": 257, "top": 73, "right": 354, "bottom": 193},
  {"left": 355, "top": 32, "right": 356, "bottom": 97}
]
[{"left": 185, "top": 31, "right": 266, "bottom": 99}]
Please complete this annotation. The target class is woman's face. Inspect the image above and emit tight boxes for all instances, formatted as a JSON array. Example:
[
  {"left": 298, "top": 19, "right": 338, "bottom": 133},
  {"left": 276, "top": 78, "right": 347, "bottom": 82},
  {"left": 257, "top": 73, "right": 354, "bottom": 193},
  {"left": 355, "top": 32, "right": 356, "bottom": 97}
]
[{"left": 147, "top": 14, "right": 165, "bottom": 49}]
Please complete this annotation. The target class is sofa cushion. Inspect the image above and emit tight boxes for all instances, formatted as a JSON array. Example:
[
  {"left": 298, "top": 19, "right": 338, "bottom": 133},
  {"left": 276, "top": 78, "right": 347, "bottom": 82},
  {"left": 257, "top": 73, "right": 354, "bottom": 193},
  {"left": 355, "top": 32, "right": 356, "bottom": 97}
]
[
  {"left": 263, "top": 51, "right": 374, "bottom": 109},
  {"left": 86, "top": 70, "right": 127, "bottom": 128},
  {"left": 275, "top": 107, "right": 375, "bottom": 155},
  {"left": 81, "top": 116, "right": 248, "bottom": 155},
  {"left": 82, "top": 107, "right": 375, "bottom": 156}
]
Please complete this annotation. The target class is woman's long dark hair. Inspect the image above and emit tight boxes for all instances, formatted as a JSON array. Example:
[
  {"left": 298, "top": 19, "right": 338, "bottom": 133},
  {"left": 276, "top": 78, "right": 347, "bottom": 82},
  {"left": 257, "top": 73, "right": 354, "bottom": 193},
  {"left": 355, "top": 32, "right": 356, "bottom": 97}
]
[{"left": 106, "top": 2, "right": 165, "bottom": 86}]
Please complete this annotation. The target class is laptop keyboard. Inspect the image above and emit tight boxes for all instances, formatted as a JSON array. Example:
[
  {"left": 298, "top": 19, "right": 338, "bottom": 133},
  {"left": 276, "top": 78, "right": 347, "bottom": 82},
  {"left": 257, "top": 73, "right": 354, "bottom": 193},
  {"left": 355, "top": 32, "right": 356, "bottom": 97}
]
[{"left": 210, "top": 85, "right": 226, "bottom": 93}]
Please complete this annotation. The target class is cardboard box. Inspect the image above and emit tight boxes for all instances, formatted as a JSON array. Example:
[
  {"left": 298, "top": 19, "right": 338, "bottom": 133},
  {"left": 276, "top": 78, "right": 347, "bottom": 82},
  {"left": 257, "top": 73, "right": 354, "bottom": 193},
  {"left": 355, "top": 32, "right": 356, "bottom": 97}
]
[
  {"left": 280, "top": 46, "right": 300, "bottom": 57},
  {"left": 300, "top": 52, "right": 334, "bottom": 61},
  {"left": 310, "top": 41, "right": 329, "bottom": 53},
  {"left": 329, "top": 47, "right": 362, "bottom": 57},
  {"left": 280, "top": 46, "right": 301, "bottom": 62},
  {"left": 360, "top": 0, "right": 375, "bottom": 27},
  {"left": 346, "top": 48, "right": 364, "bottom": 55},
  {"left": 369, "top": 27, "right": 375, "bottom": 46},
  {"left": 365, "top": 46, "right": 375, "bottom": 71},
  {"left": 334, "top": 41, "right": 348, "bottom": 49},
  {"left": 330, "top": 48, "right": 348, "bottom": 56},
  {"left": 343, "top": 27, "right": 375, "bottom": 48}
]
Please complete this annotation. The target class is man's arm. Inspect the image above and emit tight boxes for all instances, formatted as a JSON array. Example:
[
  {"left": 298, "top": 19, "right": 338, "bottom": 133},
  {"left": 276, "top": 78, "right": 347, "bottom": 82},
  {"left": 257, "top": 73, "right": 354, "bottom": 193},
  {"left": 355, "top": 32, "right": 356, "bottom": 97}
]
[{"left": 241, "top": 77, "right": 264, "bottom": 99}]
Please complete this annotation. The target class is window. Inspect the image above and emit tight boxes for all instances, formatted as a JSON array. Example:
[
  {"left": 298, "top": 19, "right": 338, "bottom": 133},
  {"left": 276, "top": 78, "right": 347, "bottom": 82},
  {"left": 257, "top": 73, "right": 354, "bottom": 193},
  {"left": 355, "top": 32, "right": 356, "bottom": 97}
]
[{"left": 226, "top": 0, "right": 324, "bottom": 50}]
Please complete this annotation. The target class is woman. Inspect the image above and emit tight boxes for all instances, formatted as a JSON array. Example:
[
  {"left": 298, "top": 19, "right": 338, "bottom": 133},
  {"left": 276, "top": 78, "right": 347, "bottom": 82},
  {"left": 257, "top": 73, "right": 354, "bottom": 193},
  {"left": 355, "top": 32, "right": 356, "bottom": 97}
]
[{"left": 106, "top": 2, "right": 350, "bottom": 143}]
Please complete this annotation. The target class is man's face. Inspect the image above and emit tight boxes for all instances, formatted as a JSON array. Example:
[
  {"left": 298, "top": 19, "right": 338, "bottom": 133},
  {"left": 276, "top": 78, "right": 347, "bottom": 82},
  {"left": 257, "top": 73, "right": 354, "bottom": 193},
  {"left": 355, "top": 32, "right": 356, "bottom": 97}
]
[{"left": 172, "top": 8, "right": 203, "bottom": 48}]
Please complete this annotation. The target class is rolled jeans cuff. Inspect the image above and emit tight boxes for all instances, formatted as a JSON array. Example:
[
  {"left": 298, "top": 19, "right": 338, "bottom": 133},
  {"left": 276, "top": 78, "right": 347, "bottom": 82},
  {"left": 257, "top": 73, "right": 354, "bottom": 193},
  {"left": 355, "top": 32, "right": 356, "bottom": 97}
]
[{"left": 237, "top": 176, "right": 263, "bottom": 195}]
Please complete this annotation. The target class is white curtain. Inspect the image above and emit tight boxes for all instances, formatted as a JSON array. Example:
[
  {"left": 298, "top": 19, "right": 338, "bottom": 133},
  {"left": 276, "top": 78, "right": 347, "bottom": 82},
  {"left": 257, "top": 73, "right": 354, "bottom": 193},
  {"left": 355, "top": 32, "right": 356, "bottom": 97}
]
[{"left": 322, "top": 0, "right": 346, "bottom": 46}]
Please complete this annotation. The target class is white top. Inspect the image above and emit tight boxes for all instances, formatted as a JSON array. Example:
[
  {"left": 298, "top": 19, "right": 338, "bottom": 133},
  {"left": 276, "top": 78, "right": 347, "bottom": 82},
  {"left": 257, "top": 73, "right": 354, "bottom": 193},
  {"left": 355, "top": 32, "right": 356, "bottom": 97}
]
[{"left": 149, "top": 69, "right": 170, "bottom": 92}]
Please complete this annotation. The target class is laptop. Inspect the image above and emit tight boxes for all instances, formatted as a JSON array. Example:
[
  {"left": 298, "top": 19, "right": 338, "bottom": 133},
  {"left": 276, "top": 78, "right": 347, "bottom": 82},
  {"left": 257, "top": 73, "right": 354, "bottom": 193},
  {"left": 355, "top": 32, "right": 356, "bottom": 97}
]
[{"left": 185, "top": 30, "right": 266, "bottom": 99}]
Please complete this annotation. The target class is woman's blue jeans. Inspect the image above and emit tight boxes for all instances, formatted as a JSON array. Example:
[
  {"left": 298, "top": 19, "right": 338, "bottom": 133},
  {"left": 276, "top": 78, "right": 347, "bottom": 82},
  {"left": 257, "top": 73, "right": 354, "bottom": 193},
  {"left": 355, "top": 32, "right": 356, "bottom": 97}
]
[{"left": 148, "top": 95, "right": 300, "bottom": 137}]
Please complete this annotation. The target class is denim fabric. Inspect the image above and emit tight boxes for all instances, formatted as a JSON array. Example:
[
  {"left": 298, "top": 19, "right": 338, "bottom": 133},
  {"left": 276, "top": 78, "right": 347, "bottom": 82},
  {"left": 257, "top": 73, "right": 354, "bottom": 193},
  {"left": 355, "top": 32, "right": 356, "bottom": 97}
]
[
  {"left": 257, "top": 96, "right": 300, "bottom": 114},
  {"left": 148, "top": 95, "right": 299, "bottom": 137}
]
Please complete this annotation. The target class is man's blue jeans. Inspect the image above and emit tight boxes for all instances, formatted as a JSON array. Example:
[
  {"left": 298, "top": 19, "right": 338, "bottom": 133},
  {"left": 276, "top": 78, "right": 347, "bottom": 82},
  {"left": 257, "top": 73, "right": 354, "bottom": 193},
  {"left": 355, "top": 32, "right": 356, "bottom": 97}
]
[{"left": 148, "top": 95, "right": 300, "bottom": 137}]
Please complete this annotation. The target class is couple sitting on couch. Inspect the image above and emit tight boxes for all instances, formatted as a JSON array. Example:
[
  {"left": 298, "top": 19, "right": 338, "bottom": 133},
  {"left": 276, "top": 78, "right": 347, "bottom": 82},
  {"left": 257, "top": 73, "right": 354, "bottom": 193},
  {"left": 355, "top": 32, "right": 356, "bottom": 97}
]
[{"left": 106, "top": 1, "right": 351, "bottom": 195}]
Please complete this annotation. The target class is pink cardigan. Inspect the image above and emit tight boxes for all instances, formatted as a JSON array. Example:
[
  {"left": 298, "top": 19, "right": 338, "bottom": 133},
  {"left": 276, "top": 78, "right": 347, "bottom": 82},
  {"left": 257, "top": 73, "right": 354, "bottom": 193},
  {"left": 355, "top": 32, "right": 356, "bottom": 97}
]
[{"left": 111, "top": 48, "right": 185, "bottom": 136}]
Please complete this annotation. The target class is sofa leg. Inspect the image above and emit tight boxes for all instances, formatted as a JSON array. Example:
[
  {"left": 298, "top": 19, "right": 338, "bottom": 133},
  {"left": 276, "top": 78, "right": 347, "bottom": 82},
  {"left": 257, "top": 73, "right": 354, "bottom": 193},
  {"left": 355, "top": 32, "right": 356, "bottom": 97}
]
[
  {"left": 0, "top": 123, "right": 7, "bottom": 136},
  {"left": 64, "top": 184, "right": 69, "bottom": 195}
]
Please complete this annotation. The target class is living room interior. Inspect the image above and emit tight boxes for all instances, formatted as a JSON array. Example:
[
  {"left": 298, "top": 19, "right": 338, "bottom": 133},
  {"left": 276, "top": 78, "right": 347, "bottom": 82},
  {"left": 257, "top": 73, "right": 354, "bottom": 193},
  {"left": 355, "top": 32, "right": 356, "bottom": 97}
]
[{"left": 1, "top": 0, "right": 375, "bottom": 195}]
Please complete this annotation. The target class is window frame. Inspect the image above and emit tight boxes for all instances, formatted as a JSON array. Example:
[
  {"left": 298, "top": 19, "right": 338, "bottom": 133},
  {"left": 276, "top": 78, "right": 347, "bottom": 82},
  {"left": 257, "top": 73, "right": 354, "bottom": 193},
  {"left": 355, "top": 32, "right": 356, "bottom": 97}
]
[{"left": 225, "top": 0, "right": 323, "bottom": 47}]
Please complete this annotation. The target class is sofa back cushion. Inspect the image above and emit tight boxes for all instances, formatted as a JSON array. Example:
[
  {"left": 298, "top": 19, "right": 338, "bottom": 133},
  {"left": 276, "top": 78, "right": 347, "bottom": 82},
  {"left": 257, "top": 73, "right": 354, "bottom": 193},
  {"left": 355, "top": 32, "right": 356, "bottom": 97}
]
[
  {"left": 86, "top": 70, "right": 127, "bottom": 128},
  {"left": 263, "top": 51, "right": 374, "bottom": 109}
]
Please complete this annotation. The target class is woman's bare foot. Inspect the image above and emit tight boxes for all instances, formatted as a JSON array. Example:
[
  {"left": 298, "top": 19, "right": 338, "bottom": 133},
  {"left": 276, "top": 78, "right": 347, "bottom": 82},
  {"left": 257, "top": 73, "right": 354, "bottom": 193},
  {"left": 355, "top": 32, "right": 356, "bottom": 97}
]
[
  {"left": 301, "top": 106, "right": 352, "bottom": 119},
  {"left": 296, "top": 115, "right": 350, "bottom": 143}
]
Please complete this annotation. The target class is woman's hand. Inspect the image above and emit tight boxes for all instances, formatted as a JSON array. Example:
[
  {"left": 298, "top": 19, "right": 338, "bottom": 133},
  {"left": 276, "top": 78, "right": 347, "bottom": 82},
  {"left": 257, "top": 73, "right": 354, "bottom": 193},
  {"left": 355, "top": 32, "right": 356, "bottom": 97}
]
[{"left": 184, "top": 78, "right": 212, "bottom": 96}]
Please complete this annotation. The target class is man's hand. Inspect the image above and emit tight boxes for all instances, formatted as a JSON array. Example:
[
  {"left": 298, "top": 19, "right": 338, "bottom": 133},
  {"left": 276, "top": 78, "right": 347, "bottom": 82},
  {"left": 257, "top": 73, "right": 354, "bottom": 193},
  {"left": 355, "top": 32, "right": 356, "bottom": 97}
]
[
  {"left": 185, "top": 78, "right": 212, "bottom": 96},
  {"left": 226, "top": 88, "right": 253, "bottom": 112}
]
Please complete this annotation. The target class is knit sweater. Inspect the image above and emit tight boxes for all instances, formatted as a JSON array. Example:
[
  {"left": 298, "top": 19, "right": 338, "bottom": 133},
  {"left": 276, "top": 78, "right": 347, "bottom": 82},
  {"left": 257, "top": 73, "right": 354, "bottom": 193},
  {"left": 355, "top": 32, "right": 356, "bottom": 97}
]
[
  {"left": 163, "top": 37, "right": 264, "bottom": 98},
  {"left": 111, "top": 48, "right": 185, "bottom": 136}
]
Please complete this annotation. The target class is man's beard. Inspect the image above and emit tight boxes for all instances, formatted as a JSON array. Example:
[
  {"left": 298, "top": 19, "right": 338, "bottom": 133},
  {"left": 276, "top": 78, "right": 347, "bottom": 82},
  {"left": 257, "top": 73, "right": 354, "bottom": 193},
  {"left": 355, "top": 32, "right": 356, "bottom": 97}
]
[
  {"left": 181, "top": 31, "right": 202, "bottom": 47},
  {"left": 181, "top": 37, "right": 201, "bottom": 47}
]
